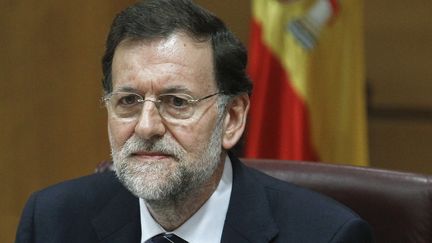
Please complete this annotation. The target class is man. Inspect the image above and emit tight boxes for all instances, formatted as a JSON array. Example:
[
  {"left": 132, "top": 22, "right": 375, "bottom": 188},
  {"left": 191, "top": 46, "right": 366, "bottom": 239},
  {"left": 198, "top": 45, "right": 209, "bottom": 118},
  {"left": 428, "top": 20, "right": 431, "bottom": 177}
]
[{"left": 16, "top": 0, "right": 373, "bottom": 242}]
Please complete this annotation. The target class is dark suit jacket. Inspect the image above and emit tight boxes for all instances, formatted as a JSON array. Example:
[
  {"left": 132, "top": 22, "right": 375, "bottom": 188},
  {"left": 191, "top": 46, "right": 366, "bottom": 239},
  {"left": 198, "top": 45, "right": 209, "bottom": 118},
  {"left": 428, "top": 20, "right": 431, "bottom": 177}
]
[{"left": 16, "top": 156, "right": 373, "bottom": 242}]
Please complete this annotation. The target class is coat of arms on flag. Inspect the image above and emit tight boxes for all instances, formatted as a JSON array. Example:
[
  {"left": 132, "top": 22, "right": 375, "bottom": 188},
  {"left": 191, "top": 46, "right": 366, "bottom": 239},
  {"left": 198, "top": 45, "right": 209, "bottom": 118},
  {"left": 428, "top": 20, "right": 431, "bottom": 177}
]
[{"left": 288, "top": 0, "right": 340, "bottom": 50}]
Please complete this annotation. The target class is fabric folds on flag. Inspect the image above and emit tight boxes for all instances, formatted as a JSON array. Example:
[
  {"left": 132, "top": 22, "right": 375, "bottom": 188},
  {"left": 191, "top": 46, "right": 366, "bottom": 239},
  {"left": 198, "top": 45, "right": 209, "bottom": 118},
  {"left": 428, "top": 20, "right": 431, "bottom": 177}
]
[{"left": 245, "top": 0, "right": 368, "bottom": 166}]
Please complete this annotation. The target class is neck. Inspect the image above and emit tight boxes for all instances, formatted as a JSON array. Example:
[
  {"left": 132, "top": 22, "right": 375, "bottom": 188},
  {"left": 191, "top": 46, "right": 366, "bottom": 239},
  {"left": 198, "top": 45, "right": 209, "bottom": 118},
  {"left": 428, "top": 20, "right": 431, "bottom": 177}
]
[{"left": 145, "top": 159, "right": 225, "bottom": 231}]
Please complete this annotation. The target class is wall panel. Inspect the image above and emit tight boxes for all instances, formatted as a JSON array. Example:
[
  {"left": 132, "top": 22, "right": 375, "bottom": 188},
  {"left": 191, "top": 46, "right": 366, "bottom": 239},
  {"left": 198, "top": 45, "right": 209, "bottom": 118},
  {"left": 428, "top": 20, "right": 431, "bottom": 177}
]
[{"left": 0, "top": 1, "right": 134, "bottom": 242}]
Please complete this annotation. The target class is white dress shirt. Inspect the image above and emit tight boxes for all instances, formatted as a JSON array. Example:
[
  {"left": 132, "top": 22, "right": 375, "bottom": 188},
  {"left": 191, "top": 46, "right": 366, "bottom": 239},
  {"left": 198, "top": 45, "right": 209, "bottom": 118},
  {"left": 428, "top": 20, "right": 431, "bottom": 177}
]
[{"left": 140, "top": 157, "right": 233, "bottom": 243}]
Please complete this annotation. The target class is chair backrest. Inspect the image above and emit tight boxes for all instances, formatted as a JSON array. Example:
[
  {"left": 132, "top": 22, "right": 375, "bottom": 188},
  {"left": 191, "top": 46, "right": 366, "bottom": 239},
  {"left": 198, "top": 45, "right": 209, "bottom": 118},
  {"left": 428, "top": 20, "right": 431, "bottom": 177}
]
[{"left": 243, "top": 159, "right": 432, "bottom": 243}]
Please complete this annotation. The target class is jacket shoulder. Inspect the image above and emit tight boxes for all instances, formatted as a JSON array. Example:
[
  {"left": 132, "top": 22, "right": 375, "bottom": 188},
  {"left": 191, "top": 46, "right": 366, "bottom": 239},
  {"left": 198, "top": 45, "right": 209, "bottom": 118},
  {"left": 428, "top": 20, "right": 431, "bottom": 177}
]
[
  {"left": 29, "top": 172, "right": 123, "bottom": 218},
  {"left": 38, "top": 171, "right": 120, "bottom": 196},
  {"left": 16, "top": 172, "right": 129, "bottom": 243},
  {"left": 248, "top": 166, "right": 358, "bottom": 218}
]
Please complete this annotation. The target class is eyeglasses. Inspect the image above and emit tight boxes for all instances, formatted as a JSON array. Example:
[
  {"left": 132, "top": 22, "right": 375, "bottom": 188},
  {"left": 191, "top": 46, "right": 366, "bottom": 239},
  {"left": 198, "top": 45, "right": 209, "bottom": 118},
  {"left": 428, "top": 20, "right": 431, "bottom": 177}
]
[{"left": 103, "top": 91, "right": 221, "bottom": 122}]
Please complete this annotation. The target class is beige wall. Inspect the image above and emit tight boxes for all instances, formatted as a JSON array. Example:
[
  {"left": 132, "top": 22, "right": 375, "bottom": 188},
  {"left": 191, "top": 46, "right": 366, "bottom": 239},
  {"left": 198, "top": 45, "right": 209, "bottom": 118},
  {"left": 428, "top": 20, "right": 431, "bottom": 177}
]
[
  {"left": 0, "top": 1, "right": 135, "bottom": 241},
  {"left": 1, "top": 0, "right": 431, "bottom": 241},
  {"left": 365, "top": 0, "right": 432, "bottom": 109},
  {"left": 365, "top": 0, "right": 432, "bottom": 173}
]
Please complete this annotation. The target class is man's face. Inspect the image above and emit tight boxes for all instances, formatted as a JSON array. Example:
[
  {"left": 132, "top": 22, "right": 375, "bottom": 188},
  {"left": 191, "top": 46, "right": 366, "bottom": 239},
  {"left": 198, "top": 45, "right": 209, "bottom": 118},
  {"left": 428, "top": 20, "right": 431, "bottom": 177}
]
[{"left": 108, "top": 33, "right": 225, "bottom": 201}]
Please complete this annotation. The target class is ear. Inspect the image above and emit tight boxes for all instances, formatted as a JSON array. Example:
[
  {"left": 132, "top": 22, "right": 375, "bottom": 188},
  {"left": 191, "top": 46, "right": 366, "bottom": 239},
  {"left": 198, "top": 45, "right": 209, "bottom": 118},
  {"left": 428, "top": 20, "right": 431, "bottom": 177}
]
[{"left": 222, "top": 94, "right": 250, "bottom": 150}]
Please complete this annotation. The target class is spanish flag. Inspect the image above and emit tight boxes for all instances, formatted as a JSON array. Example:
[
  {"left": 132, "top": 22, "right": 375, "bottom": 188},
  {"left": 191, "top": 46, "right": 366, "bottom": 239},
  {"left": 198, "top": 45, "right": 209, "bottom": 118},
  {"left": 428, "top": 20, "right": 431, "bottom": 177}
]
[{"left": 245, "top": 0, "right": 368, "bottom": 166}]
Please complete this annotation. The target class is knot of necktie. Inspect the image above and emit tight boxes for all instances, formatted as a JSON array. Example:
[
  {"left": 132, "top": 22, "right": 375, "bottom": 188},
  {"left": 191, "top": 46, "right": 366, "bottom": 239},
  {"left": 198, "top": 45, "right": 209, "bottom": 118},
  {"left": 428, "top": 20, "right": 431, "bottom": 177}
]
[{"left": 145, "top": 233, "right": 189, "bottom": 243}]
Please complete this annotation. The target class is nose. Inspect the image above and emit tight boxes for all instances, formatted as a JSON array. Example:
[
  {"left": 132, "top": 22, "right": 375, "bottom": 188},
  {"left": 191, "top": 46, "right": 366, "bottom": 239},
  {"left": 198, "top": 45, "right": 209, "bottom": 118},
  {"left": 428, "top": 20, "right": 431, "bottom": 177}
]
[{"left": 134, "top": 101, "right": 166, "bottom": 140}]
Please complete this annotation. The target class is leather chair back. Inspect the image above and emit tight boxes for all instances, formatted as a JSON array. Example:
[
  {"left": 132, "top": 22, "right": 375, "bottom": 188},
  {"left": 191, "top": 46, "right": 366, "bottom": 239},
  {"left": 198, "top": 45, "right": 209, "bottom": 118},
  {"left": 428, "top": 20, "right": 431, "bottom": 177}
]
[{"left": 243, "top": 159, "right": 432, "bottom": 243}]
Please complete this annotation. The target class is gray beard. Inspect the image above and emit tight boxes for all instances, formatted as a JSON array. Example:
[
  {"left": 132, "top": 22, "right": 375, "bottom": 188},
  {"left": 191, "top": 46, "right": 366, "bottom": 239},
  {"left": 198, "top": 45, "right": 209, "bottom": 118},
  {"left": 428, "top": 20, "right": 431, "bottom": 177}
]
[{"left": 110, "top": 119, "right": 224, "bottom": 202}]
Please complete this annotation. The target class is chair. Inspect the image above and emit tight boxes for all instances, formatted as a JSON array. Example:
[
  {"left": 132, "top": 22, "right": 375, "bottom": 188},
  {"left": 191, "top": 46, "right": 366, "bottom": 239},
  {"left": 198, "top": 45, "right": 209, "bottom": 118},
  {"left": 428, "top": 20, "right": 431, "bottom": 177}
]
[
  {"left": 243, "top": 159, "right": 432, "bottom": 243},
  {"left": 97, "top": 159, "right": 432, "bottom": 242}
]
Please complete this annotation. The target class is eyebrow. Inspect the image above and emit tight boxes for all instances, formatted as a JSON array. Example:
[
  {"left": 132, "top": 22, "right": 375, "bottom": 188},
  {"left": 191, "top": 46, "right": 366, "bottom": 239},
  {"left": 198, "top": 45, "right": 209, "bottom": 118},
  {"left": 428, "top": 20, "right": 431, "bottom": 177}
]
[
  {"left": 114, "top": 86, "right": 140, "bottom": 93},
  {"left": 160, "top": 86, "right": 192, "bottom": 94},
  {"left": 113, "top": 85, "right": 193, "bottom": 95}
]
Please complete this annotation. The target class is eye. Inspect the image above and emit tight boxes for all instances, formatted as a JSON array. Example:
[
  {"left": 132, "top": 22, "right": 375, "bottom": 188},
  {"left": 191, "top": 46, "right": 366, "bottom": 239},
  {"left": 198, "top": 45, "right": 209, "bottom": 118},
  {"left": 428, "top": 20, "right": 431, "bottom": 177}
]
[
  {"left": 160, "top": 94, "right": 190, "bottom": 108},
  {"left": 118, "top": 94, "right": 141, "bottom": 106}
]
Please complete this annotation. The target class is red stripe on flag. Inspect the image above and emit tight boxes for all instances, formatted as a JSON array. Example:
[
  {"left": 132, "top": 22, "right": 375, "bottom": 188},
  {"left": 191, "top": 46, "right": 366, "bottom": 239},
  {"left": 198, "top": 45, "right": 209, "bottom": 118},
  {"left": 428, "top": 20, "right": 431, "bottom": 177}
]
[
  {"left": 329, "top": 0, "right": 340, "bottom": 16},
  {"left": 244, "top": 19, "right": 318, "bottom": 161}
]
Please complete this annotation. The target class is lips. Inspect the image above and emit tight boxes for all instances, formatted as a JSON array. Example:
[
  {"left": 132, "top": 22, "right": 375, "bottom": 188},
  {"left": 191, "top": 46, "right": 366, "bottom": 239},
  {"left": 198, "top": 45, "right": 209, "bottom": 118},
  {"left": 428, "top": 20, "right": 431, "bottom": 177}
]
[{"left": 130, "top": 151, "right": 172, "bottom": 160}]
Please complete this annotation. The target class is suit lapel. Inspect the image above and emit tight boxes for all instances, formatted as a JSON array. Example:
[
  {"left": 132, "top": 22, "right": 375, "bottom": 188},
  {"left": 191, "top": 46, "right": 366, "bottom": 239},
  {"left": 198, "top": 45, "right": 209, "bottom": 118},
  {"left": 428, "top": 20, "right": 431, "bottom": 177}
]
[
  {"left": 92, "top": 180, "right": 141, "bottom": 243},
  {"left": 221, "top": 155, "right": 279, "bottom": 243}
]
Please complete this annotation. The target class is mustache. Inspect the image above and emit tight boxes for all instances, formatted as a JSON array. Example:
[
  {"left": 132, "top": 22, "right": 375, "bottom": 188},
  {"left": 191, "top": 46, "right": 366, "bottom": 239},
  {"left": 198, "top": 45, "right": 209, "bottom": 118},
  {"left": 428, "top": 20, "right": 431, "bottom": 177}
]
[{"left": 118, "top": 135, "right": 186, "bottom": 160}]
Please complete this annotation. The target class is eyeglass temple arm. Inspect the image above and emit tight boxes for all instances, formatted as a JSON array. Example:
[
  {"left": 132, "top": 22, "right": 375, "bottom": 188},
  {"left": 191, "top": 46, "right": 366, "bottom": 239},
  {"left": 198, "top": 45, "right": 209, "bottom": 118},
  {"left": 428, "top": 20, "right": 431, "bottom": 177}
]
[{"left": 190, "top": 92, "right": 222, "bottom": 103}]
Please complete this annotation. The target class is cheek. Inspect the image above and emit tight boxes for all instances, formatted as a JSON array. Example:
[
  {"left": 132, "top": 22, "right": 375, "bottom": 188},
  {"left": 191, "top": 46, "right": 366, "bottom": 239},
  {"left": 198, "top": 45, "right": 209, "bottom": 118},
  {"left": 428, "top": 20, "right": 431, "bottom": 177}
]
[
  {"left": 108, "top": 118, "right": 136, "bottom": 149},
  {"left": 170, "top": 119, "right": 217, "bottom": 153},
  {"left": 173, "top": 129, "right": 198, "bottom": 151}
]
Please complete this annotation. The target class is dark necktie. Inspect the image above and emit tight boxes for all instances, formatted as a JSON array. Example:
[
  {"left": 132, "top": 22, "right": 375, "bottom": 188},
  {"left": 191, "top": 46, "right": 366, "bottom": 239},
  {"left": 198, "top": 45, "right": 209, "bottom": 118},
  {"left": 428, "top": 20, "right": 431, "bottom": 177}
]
[{"left": 145, "top": 233, "right": 189, "bottom": 243}]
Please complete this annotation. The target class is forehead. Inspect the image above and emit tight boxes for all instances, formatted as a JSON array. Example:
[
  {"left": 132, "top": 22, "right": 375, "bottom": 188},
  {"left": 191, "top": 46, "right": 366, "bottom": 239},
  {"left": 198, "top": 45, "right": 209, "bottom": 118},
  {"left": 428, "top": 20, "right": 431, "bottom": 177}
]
[{"left": 111, "top": 33, "right": 216, "bottom": 94}]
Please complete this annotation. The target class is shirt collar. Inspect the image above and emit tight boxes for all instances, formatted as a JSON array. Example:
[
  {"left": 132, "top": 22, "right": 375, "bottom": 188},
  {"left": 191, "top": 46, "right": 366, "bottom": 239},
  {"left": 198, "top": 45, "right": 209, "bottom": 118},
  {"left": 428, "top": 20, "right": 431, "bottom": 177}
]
[{"left": 140, "top": 156, "right": 233, "bottom": 243}]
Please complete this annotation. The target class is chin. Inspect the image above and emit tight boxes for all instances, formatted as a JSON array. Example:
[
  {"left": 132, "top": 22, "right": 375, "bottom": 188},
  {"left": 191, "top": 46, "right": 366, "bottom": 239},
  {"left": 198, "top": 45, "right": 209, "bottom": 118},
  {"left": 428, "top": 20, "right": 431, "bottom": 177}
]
[{"left": 115, "top": 159, "right": 186, "bottom": 200}]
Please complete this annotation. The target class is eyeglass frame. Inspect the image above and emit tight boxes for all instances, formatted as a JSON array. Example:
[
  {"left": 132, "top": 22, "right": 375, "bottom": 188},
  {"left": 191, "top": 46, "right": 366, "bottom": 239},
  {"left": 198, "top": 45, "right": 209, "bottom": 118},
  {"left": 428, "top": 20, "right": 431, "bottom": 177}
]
[{"left": 102, "top": 91, "right": 224, "bottom": 122}]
